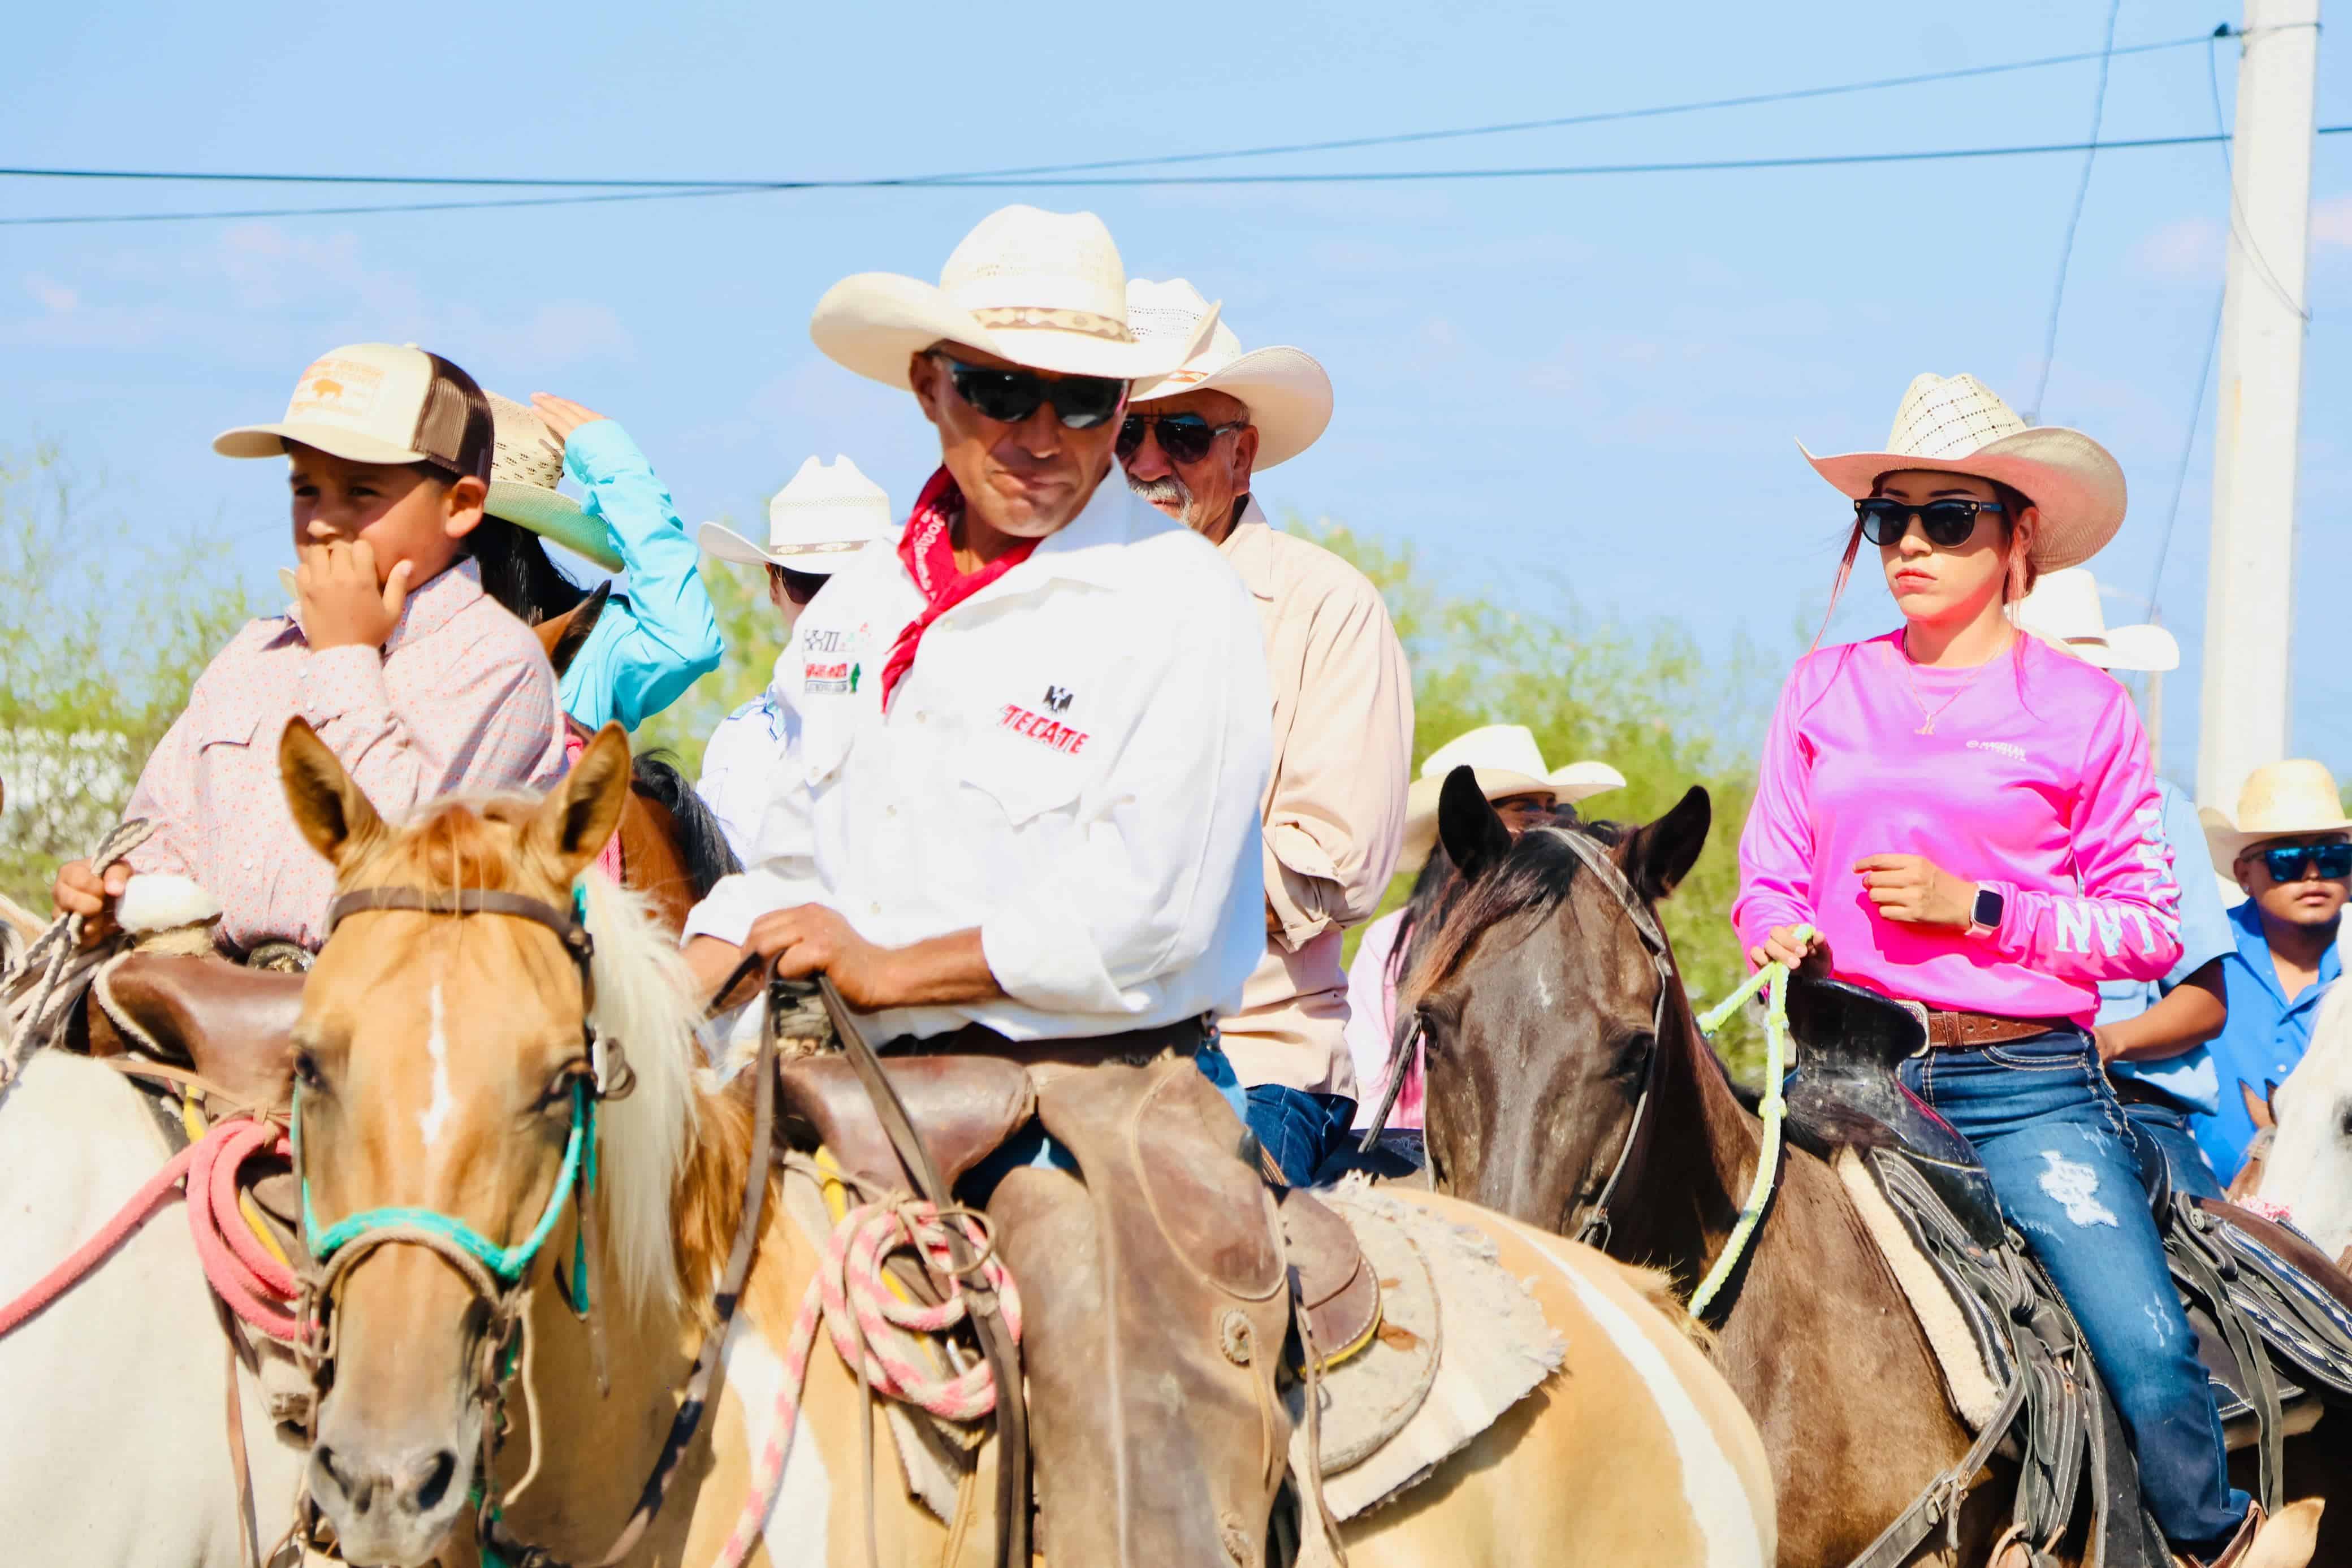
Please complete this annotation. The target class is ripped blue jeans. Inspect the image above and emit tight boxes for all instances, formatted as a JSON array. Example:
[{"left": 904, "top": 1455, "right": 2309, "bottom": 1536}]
[{"left": 1901, "top": 1028, "right": 2250, "bottom": 1553}]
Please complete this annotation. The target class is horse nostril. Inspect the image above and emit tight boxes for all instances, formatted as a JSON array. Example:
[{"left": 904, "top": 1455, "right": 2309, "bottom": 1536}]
[
  {"left": 413, "top": 1449, "right": 457, "bottom": 1513},
  {"left": 313, "top": 1444, "right": 354, "bottom": 1505}
]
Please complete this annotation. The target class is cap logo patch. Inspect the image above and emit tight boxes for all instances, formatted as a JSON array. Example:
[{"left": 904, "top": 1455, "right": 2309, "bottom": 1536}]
[{"left": 288, "top": 356, "right": 385, "bottom": 423}]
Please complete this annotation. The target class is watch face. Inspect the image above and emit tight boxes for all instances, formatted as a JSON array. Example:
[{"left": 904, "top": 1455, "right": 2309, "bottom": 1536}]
[{"left": 1973, "top": 886, "right": 2005, "bottom": 929}]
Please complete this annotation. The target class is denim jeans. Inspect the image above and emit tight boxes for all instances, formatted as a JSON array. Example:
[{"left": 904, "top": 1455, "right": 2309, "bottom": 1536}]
[
  {"left": 1900, "top": 1029, "right": 2250, "bottom": 1553},
  {"left": 2121, "top": 1099, "right": 2228, "bottom": 1202},
  {"left": 1244, "top": 1087, "right": 1357, "bottom": 1186}
]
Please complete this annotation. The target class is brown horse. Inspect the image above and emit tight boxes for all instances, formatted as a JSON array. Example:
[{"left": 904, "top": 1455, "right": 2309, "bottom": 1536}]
[
  {"left": 274, "top": 721, "right": 1778, "bottom": 1567},
  {"left": 1407, "top": 771, "right": 2341, "bottom": 1567},
  {"left": 531, "top": 587, "right": 738, "bottom": 933}
]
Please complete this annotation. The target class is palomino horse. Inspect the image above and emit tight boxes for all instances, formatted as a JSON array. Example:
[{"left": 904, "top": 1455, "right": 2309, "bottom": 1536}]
[
  {"left": 275, "top": 718, "right": 1778, "bottom": 1567},
  {"left": 2244, "top": 985, "right": 2352, "bottom": 1271},
  {"left": 1405, "top": 770, "right": 2343, "bottom": 1567}
]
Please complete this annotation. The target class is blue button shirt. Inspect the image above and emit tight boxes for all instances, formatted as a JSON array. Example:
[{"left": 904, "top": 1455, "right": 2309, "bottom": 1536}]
[
  {"left": 552, "top": 420, "right": 723, "bottom": 734},
  {"left": 2102, "top": 779, "right": 2238, "bottom": 1116},
  {"left": 2197, "top": 896, "right": 2342, "bottom": 1179}
]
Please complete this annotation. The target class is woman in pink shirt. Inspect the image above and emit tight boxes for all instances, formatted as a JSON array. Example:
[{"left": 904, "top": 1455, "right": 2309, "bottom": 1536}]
[{"left": 1735, "top": 374, "right": 2270, "bottom": 1564}]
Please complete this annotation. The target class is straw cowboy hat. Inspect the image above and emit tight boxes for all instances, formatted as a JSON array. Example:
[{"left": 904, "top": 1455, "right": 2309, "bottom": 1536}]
[
  {"left": 698, "top": 455, "right": 894, "bottom": 574},
  {"left": 2012, "top": 567, "right": 2179, "bottom": 672},
  {"left": 2200, "top": 760, "right": 2352, "bottom": 876},
  {"left": 1800, "top": 372, "right": 2127, "bottom": 573},
  {"left": 1400, "top": 724, "right": 1626, "bottom": 868},
  {"left": 481, "top": 392, "right": 624, "bottom": 572},
  {"left": 811, "top": 205, "right": 1219, "bottom": 390},
  {"left": 1124, "top": 278, "right": 1333, "bottom": 470}
]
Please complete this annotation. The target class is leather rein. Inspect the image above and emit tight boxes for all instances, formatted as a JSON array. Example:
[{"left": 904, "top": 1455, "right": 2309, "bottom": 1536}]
[{"left": 290, "top": 886, "right": 776, "bottom": 1568}]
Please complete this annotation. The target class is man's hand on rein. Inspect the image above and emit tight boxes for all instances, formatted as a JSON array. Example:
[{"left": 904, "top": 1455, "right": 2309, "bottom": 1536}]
[{"left": 741, "top": 904, "right": 903, "bottom": 1012}]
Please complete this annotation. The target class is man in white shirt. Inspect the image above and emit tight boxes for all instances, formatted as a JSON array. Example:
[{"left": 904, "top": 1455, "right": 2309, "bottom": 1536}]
[
  {"left": 693, "top": 454, "right": 893, "bottom": 860},
  {"left": 681, "top": 206, "right": 1283, "bottom": 1567}
]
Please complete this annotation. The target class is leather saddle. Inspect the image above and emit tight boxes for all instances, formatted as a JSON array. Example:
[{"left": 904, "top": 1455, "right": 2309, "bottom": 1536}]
[
  {"left": 85, "top": 951, "right": 307, "bottom": 1112},
  {"left": 771, "top": 1053, "right": 1381, "bottom": 1366}
]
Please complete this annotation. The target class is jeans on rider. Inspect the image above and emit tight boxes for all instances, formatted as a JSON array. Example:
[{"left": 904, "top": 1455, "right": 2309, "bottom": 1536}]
[
  {"left": 1244, "top": 1087, "right": 1357, "bottom": 1186},
  {"left": 1900, "top": 1028, "right": 2250, "bottom": 1554},
  {"left": 2122, "top": 1099, "right": 2228, "bottom": 1202}
]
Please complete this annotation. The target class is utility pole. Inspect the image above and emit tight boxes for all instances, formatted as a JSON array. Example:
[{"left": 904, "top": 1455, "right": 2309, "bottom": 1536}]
[{"left": 2198, "top": 0, "right": 2320, "bottom": 811}]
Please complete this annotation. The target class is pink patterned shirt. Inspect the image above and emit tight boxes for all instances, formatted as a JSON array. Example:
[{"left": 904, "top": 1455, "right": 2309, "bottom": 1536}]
[
  {"left": 1733, "top": 631, "right": 2181, "bottom": 1024},
  {"left": 124, "top": 558, "right": 565, "bottom": 954}
]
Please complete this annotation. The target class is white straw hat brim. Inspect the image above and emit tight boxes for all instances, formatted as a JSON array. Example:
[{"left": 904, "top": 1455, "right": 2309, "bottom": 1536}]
[
  {"left": 2200, "top": 807, "right": 2352, "bottom": 877},
  {"left": 214, "top": 423, "right": 426, "bottom": 466},
  {"left": 812, "top": 272, "right": 1220, "bottom": 389},
  {"left": 695, "top": 521, "right": 870, "bottom": 575},
  {"left": 1130, "top": 345, "right": 1334, "bottom": 469},
  {"left": 486, "top": 481, "right": 623, "bottom": 572},
  {"left": 1396, "top": 763, "right": 1625, "bottom": 869},
  {"left": 1798, "top": 424, "right": 2126, "bottom": 573},
  {"left": 2061, "top": 622, "right": 2180, "bottom": 672}
]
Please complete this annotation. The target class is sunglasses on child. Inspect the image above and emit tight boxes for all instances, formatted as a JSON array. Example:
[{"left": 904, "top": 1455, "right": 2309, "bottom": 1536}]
[
  {"left": 927, "top": 353, "right": 1125, "bottom": 430},
  {"left": 2254, "top": 842, "right": 2352, "bottom": 882},
  {"left": 1855, "top": 496, "right": 2006, "bottom": 548},
  {"left": 1116, "top": 412, "right": 1250, "bottom": 465}
]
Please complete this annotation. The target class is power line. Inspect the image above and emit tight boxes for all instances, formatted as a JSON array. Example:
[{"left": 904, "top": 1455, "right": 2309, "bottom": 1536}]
[
  {"left": 12, "top": 126, "right": 2351, "bottom": 228},
  {"left": 2030, "top": 0, "right": 2127, "bottom": 421},
  {"left": 0, "top": 30, "right": 2224, "bottom": 197},
  {"left": 2207, "top": 25, "right": 2310, "bottom": 322}
]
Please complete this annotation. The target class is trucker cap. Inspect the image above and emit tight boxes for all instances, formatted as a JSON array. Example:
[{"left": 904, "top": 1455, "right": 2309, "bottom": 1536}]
[{"left": 214, "top": 343, "right": 494, "bottom": 483}]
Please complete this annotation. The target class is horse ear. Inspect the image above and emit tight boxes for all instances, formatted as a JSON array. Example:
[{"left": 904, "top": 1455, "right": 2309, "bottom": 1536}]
[
  {"left": 1437, "top": 766, "right": 1512, "bottom": 882},
  {"left": 536, "top": 581, "right": 612, "bottom": 679},
  {"left": 532, "top": 722, "right": 633, "bottom": 880},
  {"left": 278, "top": 717, "right": 386, "bottom": 868},
  {"left": 1622, "top": 785, "right": 1711, "bottom": 903}
]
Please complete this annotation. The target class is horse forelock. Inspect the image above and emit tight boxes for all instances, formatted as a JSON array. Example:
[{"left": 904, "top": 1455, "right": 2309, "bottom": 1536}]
[{"left": 1402, "top": 818, "right": 1629, "bottom": 1012}]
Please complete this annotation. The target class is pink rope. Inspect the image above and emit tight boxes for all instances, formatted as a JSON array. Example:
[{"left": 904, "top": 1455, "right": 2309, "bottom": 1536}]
[
  {"left": 0, "top": 1117, "right": 302, "bottom": 1343},
  {"left": 715, "top": 1197, "right": 1022, "bottom": 1567}
]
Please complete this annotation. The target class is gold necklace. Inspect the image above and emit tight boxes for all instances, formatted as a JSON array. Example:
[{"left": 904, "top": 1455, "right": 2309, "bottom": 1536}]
[{"left": 1895, "top": 634, "right": 1999, "bottom": 735}]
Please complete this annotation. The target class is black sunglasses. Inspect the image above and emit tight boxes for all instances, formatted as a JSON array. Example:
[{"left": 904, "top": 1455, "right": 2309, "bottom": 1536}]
[
  {"left": 2256, "top": 842, "right": 2352, "bottom": 882},
  {"left": 1855, "top": 496, "right": 2005, "bottom": 548},
  {"left": 927, "top": 353, "right": 1124, "bottom": 430},
  {"left": 1116, "top": 412, "right": 1249, "bottom": 466}
]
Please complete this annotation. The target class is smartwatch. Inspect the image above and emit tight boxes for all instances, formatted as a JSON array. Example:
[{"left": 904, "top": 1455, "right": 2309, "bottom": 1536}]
[{"left": 1966, "top": 883, "right": 2004, "bottom": 939}]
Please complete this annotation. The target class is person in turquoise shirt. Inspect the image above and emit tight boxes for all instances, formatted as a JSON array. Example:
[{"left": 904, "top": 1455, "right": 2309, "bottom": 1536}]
[
  {"left": 470, "top": 390, "right": 722, "bottom": 733},
  {"left": 2194, "top": 759, "right": 2352, "bottom": 1182}
]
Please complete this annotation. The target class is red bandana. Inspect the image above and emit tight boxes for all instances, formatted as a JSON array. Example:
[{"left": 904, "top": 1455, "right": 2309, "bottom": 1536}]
[{"left": 880, "top": 467, "right": 1041, "bottom": 709}]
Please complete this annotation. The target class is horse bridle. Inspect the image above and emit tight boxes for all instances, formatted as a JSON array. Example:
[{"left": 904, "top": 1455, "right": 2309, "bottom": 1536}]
[
  {"left": 1359, "top": 826, "right": 1676, "bottom": 1250},
  {"left": 290, "top": 886, "right": 775, "bottom": 1568}
]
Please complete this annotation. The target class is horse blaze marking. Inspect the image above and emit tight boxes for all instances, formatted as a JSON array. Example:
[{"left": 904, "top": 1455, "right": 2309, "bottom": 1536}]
[{"left": 418, "top": 983, "right": 453, "bottom": 1150}]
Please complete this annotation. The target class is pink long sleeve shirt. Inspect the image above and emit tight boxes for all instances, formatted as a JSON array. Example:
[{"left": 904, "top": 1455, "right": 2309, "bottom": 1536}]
[{"left": 1733, "top": 631, "right": 2181, "bottom": 1025}]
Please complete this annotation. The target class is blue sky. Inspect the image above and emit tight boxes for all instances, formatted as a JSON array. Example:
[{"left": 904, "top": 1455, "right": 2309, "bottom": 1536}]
[{"left": 6, "top": 1, "right": 2350, "bottom": 789}]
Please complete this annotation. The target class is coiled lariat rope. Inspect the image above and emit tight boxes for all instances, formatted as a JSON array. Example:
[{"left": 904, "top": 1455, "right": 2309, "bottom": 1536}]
[
  {"left": 1687, "top": 923, "right": 1811, "bottom": 1320},
  {"left": 715, "top": 1163, "right": 1024, "bottom": 1568}
]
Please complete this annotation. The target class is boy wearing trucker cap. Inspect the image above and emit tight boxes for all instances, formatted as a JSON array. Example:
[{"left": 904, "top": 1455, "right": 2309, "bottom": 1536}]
[{"left": 51, "top": 343, "right": 567, "bottom": 955}]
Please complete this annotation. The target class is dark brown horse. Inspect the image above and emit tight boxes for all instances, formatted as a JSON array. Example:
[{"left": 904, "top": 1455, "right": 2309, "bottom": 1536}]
[
  {"left": 1400, "top": 769, "right": 1987, "bottom": 1564},
  {"left": 531, "top": 587, "right": 738, "bottom": 933},
  {"left": 1407, "top": 768, "right": 2347, "bottom": 1567}
]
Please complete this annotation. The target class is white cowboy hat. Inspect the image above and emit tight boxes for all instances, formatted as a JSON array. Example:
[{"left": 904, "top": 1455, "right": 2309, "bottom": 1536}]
[
  {"left": 481, "top": 392, "right": 624, "bottom": 572},
  {"left": 1799, "top": 372, "right": 2127, "bottom": 574},
  {"left": 1123, "top": 278, "right": 1333, "bottom": 470},
  {"left": 2200, "top": 760, "right": 2352, "bottom": 876},
  {"left": 1399, "top": 724, "right": 1626, "bottom": 868},
  {"left": 811, "top": 205, "right": 1219, "bottom": 390},
  {"left": 2012, "top": 567, "right": 2178, "bottom": 672},
  {"left": 698, "top": 454, "right": 894, "bottom": 574}
]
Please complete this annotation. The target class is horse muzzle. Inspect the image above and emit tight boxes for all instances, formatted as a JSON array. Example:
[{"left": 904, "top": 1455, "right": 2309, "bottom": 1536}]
[{"left": 307, "top": 1407, "right": 481, "bottom": 1567}]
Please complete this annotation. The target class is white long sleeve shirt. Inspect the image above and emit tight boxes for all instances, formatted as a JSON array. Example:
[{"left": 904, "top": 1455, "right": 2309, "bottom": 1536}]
[
  {"left": 695, "top": 648, "right": 800, "bottom": 864},
  {"left": 684, "top": 475, "right": 1273, "bottom": 1046}
]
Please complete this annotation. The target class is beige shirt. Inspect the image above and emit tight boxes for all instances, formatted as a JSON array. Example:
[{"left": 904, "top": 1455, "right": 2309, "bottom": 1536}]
[{"left": 1216, "top": 500, "right": 1413, "bottom": 1094}]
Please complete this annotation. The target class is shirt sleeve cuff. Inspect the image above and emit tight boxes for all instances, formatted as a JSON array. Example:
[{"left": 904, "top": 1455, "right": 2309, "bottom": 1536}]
[
  {"left": 299, "top": 644, "right": 389, "bottom": 726},
  {"left": 1263, "top": 828, "right": 1337, "bottom": 952},
  {"left": 682, "top": 869, "right": 789, "bottom": 948},
  {"left": 980, "top": 898, "right": 1125, "bottom": 1013}
]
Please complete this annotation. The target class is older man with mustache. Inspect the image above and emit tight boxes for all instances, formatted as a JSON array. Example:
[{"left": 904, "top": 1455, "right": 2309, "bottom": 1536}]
[{"left": 1123, "top": 279, "right": 1414, "bottom": 1183}]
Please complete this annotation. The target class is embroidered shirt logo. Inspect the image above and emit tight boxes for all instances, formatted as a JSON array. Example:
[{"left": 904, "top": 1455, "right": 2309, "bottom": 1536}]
[
  {"left": 1043, "top": 685, "right": 1073, "bottom": 715},
  {"left": 1965, "top": 738, "right": 2027, "bottom": 762},
  {"left": 1000, "top": 703, "right": 1089, "bottom": 755},
  {"left": 802, "top": 627, "right": 863, "bottom": 696}
]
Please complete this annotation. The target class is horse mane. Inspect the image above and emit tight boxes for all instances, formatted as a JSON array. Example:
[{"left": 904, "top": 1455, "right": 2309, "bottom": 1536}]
[
  {"left": 1402, "top": 815, "right": 1628, "bottom": 1008},
  {"left": 628, "top": 751, "right": 742, "bottom": 899}
]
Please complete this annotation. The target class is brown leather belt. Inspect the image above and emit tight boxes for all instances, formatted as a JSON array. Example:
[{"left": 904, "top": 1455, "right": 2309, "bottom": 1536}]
[
  {"left": 1903, "top": 1003, "right": 2075, "bottom": 1049},
  {"left": 898, "top": 1015, "right": 1213, "bottom": 1069}
]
